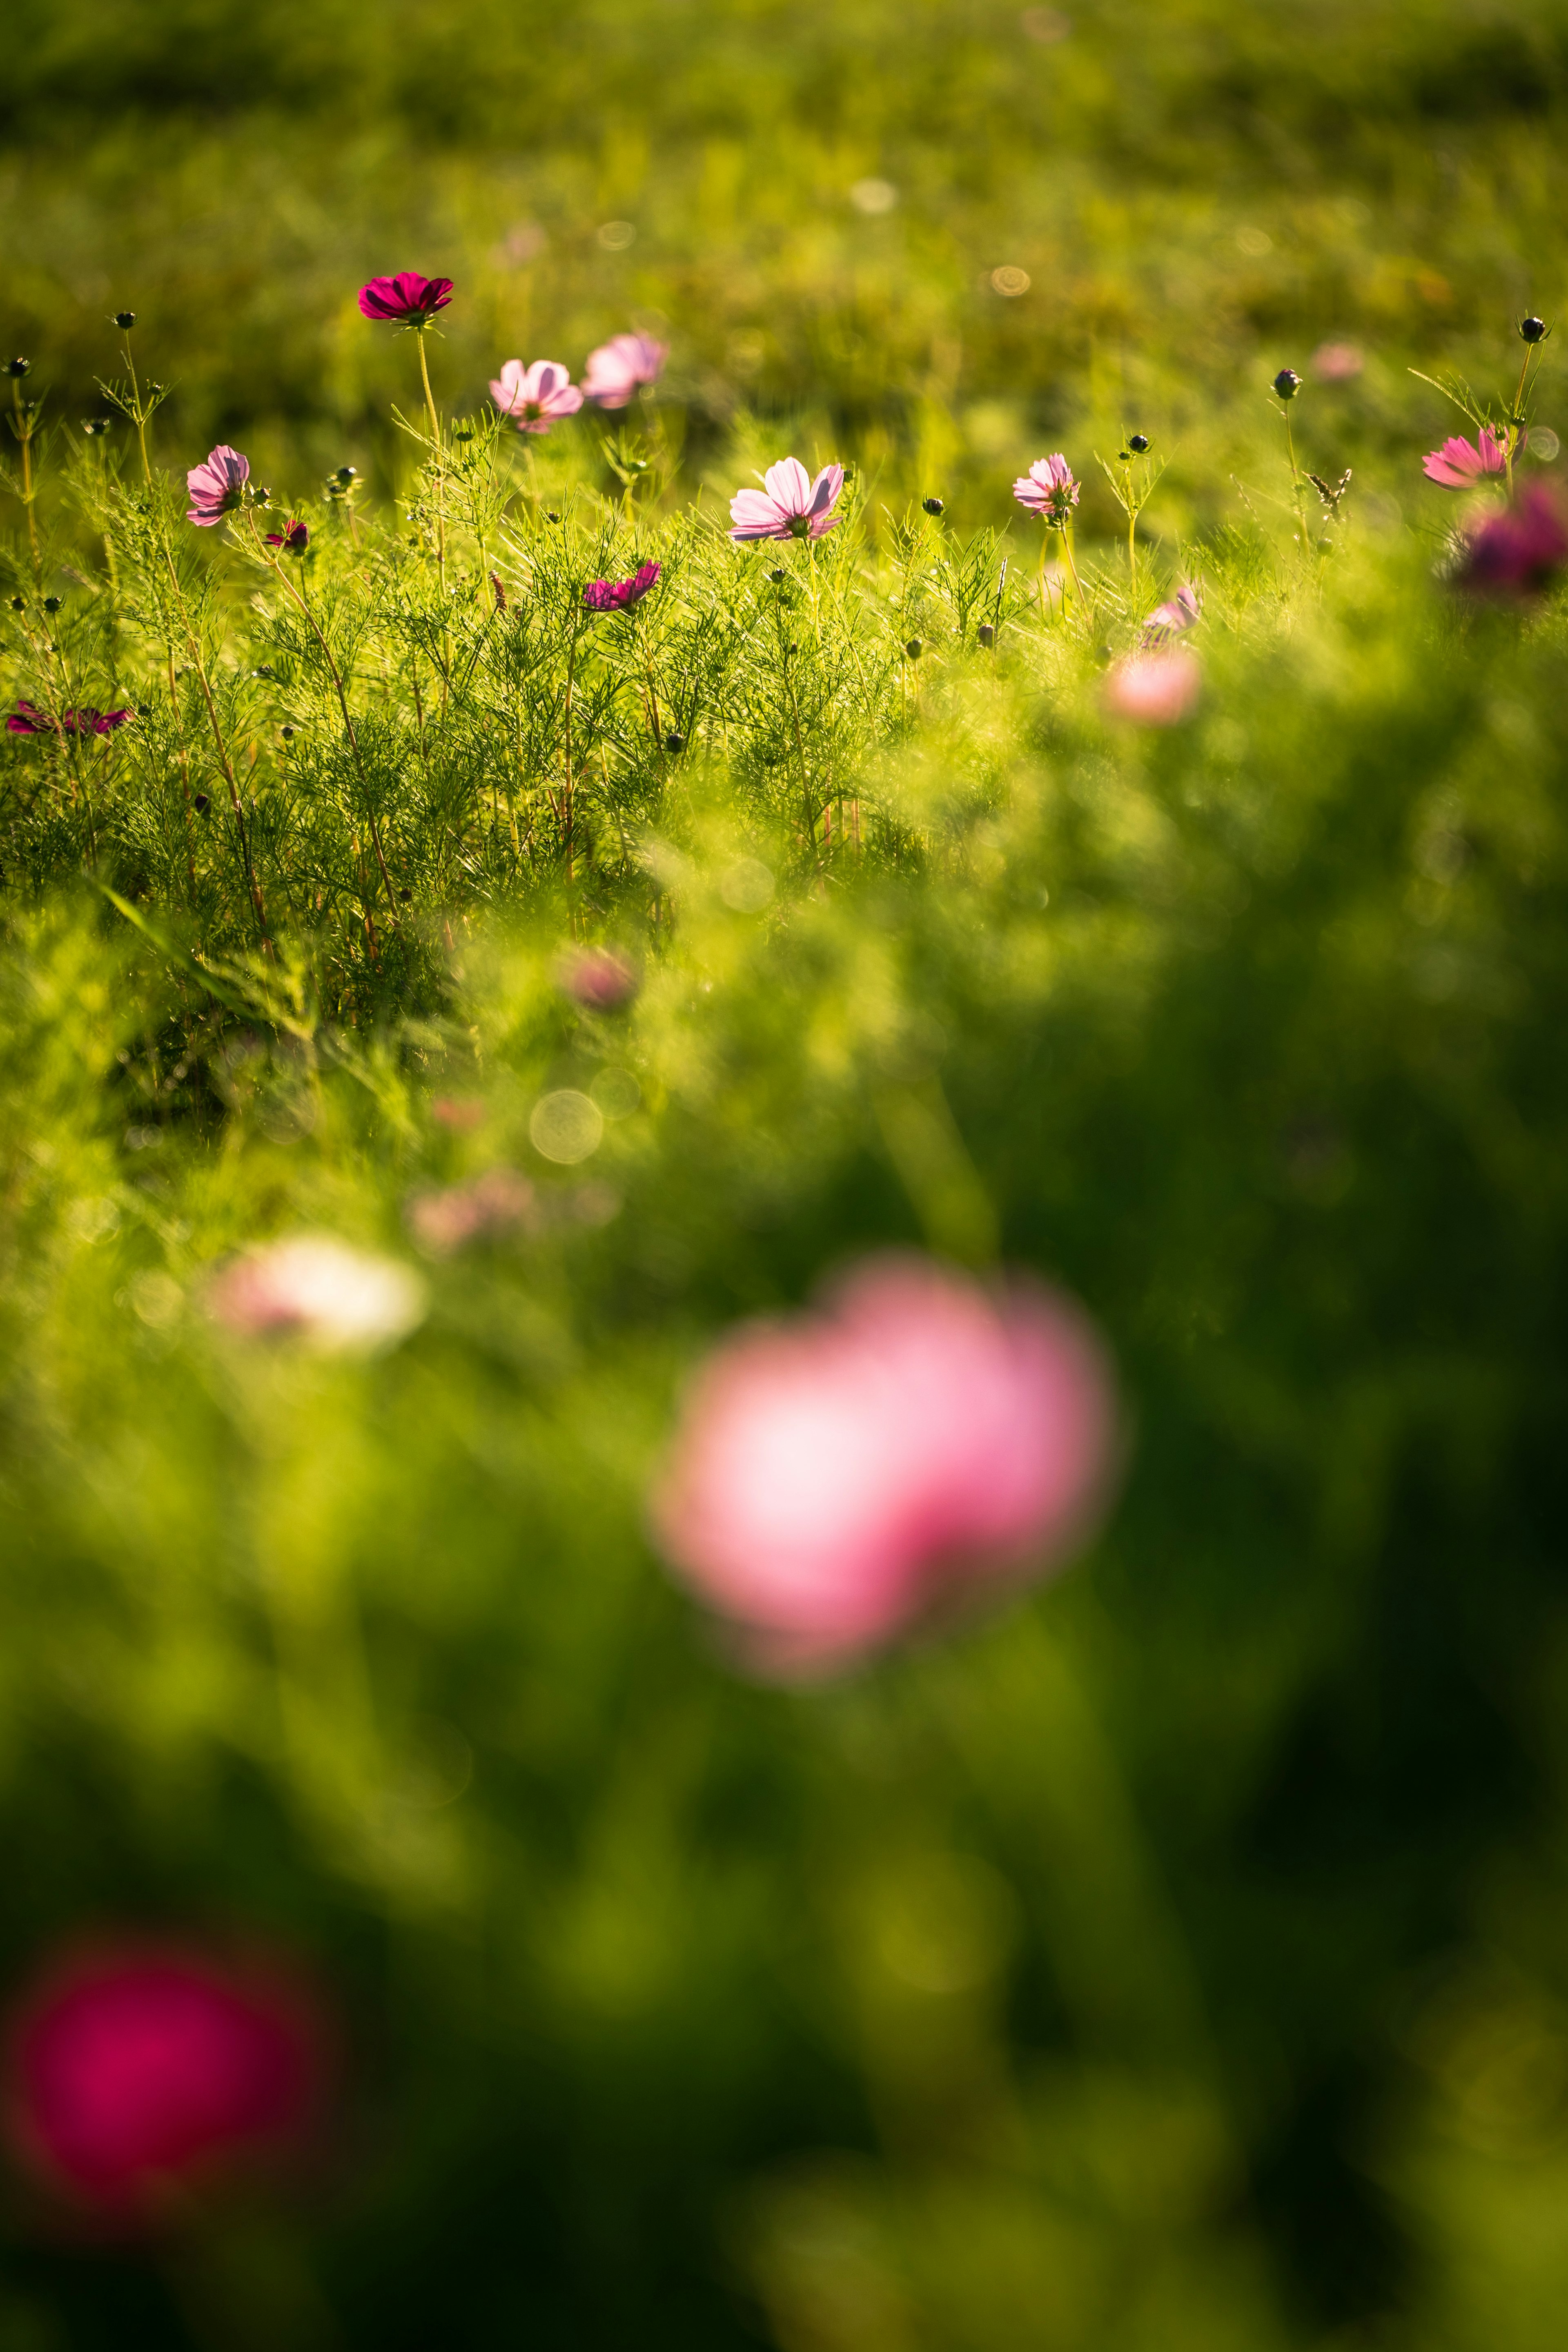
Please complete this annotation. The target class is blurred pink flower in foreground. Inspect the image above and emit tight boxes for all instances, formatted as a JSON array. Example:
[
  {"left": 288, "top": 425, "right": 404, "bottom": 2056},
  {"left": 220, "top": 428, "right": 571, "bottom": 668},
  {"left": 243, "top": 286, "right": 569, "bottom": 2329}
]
[
  {"left": 649, "top": 1255, "right": 1118, "bottom": 1677},
  {"left": 1104, "top": 647, "right": 1202, "bottom": 725},
  {"left": 431, "top": 1095, "right": 487, "bottom": 1132},
  {"left": 490, "top": 359, "right": 584, "bottom": 434},
  {"left": 186, "top": 445, "right": 249, "bottom": 527},
  {"left": 408, "top": 1167, "right": 537, "bottom": 1257},
  {"left": 1141, "top": 584, "right": 1200, "bottom": 643},
  {"left": 558, "top": 945, "right": 638, "bottom": 1009},
  {"left": 583, "top": 561, "right": 661, "bottom": 612},
  {"left": 1422, "top": 427, "right": 1510, "bottom": 488},
  {"left": 1312, "top": 340, "right": 1365, "bottom": 381},
  {"left": 8, "top": 702, "right": 131, "bottom": 737},
  {"left": 729, "top": 459, "right": 844, "bottom": 543},
  {"left": 208, "top": 1235, "right": 427, "bottom": 1354},
  {"left": 356, "top": 273, "right": 453, "bottom": 325},
  {"left": 5, "top": 1944, "right": 325, "bottom": 2219},
  {"left": 1455, "top": 483, "right": 1568, "bottom": 596},
  {"left": 1012, "top": 454, "right": 1080, "bottom": 526},
  {"left": 584, "top": 332, "right": 668, "bottom": 408}
]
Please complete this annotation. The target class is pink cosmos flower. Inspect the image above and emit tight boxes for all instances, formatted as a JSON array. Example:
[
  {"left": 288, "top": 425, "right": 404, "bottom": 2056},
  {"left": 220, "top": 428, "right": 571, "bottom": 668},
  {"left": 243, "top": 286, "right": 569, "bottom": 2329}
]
[
  {"left": 408, "top": 1167, "right": 537, "bottom": 1257},
  {"left": 1104, "top": 647, "right": 1202, "bottom": 725},
  {"left": 729, "top": 459, "right": 845, "bottom": 544},
  {"left": 208, "top": 1235, "right": 427, "bottom": 1354},
  {"left": 648, "top": 1254, "right": 1118, "bottom": 1678},
  {"left": 431, "top": 1095, "right": 487, "bottom": 1132},
  {"left": 7, "top": 702, "right": 131, "bottom": 737},
  {"left": 1312, "top": 340, "right": 1365, "bottom": 381},
  {"left": 4, "top": 1942, "right": 326, "bottom": 2219},
  {"left": 490, "top": 359, "right": 584, "bottom": 434},
  {"left": 583, "top": 333, "right": 668, "bottom": 408},
  {"left": 583, "top": 561, "right": 661, "bottom": 612},
  {"left": 186, "top": 445, "right": 250, "bottom": 527},
  {"left": 1141, "top": 584, "right": 1200, "bottom": 643},
  {"left": 264, "top": 519, "right": 309, "bottom": 554},
  {"left": 557, "top": 945, "right": 638, "bottom": 1009},
  {"left": 1422, "top": 427, "right": 1511, "bottom": 489},
  {"left": 1013, "top": 454, "right": 1081, "bottom": 526},
  {"left": 356, "top": 273, "right": 453, "bottom": 325},
  {"left": 1455, "top": 483, "right": 1568, "bottom": 596}
]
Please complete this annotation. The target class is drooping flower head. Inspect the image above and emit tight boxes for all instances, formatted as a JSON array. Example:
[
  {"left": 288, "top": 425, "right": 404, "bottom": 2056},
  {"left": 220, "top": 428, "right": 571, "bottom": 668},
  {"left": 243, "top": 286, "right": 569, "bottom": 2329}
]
[
  {"left": 207, "top": 1235, "right": 427, "bottom": 1354},
  {"left": 729, "top": 459, "right": 845, "bottom": 544},
  {"left": 1454, "top": 483, "right": 1568, "bottom": 597},
  {"left": 584, "top": 333, "right": 668, "bottom": 409},
  {"left": 356, "top": 273, "right": 453, "bottom": 326},
  {"left": 7, "top": 702, "right": 132, "bottom": 738},
  {"left": 583, "top": 561, "right": 661, "bottom": 613},
  {"left": 649, "top": 1254, "right": 1118, "bottom": 1677},
  {"left": 186, "top": 445, "right": 250, "bottom": 528},
  {"left": 264, "top": 519, "right": 309, "bottom": 555},
  {"left": 1141, "top": 584, "right": 1201, "bottom": 643},
  {"left": 4, "top": 1941, "right": 327, "bottom": 2220},
  {"left": 1104, "top": 647, "right": 1202, "bottom": 726},
  {"left": 1422, "top": 427, "right": 1511, "bottom": 489},
  {"left": 490, "top": 359, "right": 585, "bottom": 434},
  {"left": 1013, "top": 454, "right": 1080, "bottom": 527}
]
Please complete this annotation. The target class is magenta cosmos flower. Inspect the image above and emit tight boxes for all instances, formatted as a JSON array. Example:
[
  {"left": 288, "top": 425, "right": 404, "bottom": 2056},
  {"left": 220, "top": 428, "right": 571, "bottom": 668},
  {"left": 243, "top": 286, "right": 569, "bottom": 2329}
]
[
  {"left": 648, "top": 1254, "right": 1118, "bottom": 1678},
  {"left": 186, "top": 444, "right": 250, "bottom": 527},
  {"left": 490, "top": 359, "right": 584, "bottom": 434},
  {"left": 583, "top": 560, "right": 660, "bottom": 612},
  {"left": 584, "top": 333, "right": 668, "bottom": 408},
  {"left": 729, "top": 459, "right": 845, "bottom": 544},
  {"left": 1422, "top": 427, "right": 1511, "bottom": 489},
  {"left": 356, "top": 273, "right": 453, "bottom": 325},
  {"left": 1141, "top": 584, "right": 1200, "bottom": 643},
  {"left": 1312, "top": 340, "right": 1365, "bottom": 381},
  {"left": 1456, "top": 483, "right": 1568, "bottom": 596},
  {"left": 4, "top": 1942, "right": 326, "bottom": 2218},
  {"left": 1104, "top": 647, "right": 1202, "bottom": 726},
  {"left": 8, "top": 701, "right": 131, "bottom": 737},
  {"left": 557, "top": 944, "right": 638, "bottom": 1009},
  {"left": 1013, "top": 454, "right": 1080, "bottom": 526},
  {"left": 264, "top": 519, "right": 309, "bottom": 554}
]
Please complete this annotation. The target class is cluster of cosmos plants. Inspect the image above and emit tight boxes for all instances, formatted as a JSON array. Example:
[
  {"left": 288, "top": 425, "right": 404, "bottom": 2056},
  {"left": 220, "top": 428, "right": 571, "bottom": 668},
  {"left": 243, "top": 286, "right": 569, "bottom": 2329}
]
[{"left": 0, "top": 268, "right": 1562, "bottom": 2248}]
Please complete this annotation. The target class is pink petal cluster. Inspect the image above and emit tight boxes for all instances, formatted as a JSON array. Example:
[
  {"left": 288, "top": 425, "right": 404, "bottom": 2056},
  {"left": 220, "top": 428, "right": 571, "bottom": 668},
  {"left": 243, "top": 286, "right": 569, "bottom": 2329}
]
[
  {"left": 1422, "top": 427, "right": 1511, "bottom": 488},
  {"left": 490, "top": 359, "right": 584, "bottom": 434},
  {"left": 4, "top": 1943, "right": 325, "bottom": 2217},
  {"left": 1455, "top": 483, "right": 1568, "bottom": 596},
  {"left": 557, "top": 944, "right": 639, "bottom": 1009},
  {"left": 186, "top": 444, "right": 250, "bottom": 527},
  {"left": 1141, "top": 584, "right": 1201, "bottom": 643},
  {"left": 583, "top": 561, "right": 661, "bottom": 612},
  {"left": 208, "top": 1234, "right": 427, "bottom": 1354},
  {"left": 356, "top": 273, "right": 453, "bottom": 325},
  {"left": 649, "top": 1254, "right": 1118, "bottom": 1677},
  {"left": 584, "top": 333, "right": 668, "bottom": 408},
  {"left": 408, "top": 1167, "right": 537, "bottom": 1257},
  {"left": 1013, "top": 454, "right": 1081, "bottom": 525},
  {"left": 7, "top": 702, "right": 131, "bottom": 738},
  {"left": 264, "top": 519, "right": 310, "bottom": 554},
  {"left": 1103, "top": 647, "right": 1202, "bottom": 726},
  {"left": 729, "top": 459, "right": 845, "bottom": 544}
]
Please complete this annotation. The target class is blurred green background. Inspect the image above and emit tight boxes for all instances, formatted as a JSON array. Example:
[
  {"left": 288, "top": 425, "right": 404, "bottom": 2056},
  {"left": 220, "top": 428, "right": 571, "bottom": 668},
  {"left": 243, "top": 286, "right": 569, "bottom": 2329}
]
[{"left": 4, "top": 4, "right": 1568, "bottom": 2350}]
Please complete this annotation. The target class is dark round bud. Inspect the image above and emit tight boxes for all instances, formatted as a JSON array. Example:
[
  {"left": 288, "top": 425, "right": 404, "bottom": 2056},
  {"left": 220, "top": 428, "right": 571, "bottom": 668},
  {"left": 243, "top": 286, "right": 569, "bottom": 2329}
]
[
  {"left": 1273, "top": 368, "right": 1301, "bottom": 400},
  {"left": 136, "top": 705, "right": 150, "bottom": 717},
  {"left": 1129, "top": 433, "right": 1150, "bottom": 452},
  {"left": 664, "top": 731, "right": 685, "bottom": 754},
  {"left": 1520, "top": 315, "right": 1548, "bottom": 344},
  {"left": 8, "top": 597, "right": 23, "bottom": 613},
  {"left": 768, "top": 566, "right": 787, "bottom": 583},
  {"left": 1118, "top": 450, "right": 1131, "bottom": 463},
  {"left": 905, "top": 638, "right": 922, "bottom": 659},
  {"left": 978, "top": 623, "right": 995, "bottom": 647},
  {"left": 398, "top": 887, "right": 412, "bottom": 902},
  {"left": 82, "top": 417, "right": 111, "bottom": 436},
  {"left": 114, "top": 311, "right": 136, "bottom": 331},
  {"left": 546, "top": 510, "right": 561, "bottom": 523},
  {"left": 922, "top": 496, "right": 944, "bottom": 515},
  {"left": 42, "top": 596, "right": 62, "bottom": 614},
  {"left": 337, "top": 465, "right": 358, "bottom": 484},
  {"left": 193, "top": 792, "right": 210, "bottom": 813},
  {"left": 6, "top": 358, "right": 30, "bottom": 379},
  {"left": 452, "top": 429, "right": 473, "bottom": 443},
  {"left": 281, "top": 726, "right": 295, "bottom": 741},
  {"left": 786, "top": 641, "right": 799, "bottom": 655}
]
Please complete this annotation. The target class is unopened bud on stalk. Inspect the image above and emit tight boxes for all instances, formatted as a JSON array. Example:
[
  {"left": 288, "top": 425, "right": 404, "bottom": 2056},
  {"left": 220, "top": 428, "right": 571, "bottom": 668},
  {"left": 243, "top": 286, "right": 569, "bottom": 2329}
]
[
  {"left": 82, "top": 418, "right": 111, "bottom": 436},
  {"left": 905, "top": 639, "right": 922, "bottom": 659},
  {"left": 1273, "top": 368, "right": 1301, "bottom": 400},
  {"left": 42, "top": 596, "right": 62, "bottom": 615},
  {"left": 1129, "top": 433, "right": 1150, "bottom": 452},
  {"left": 114, "top": 310, "right": 136, "bottom": 330},
  {"left": 546, "top": 510, "right": 561, "bottom": 523},
  {"left": 922, "top": 496, "right": 944, "bottom": 515},
  {"left": 490, "top": 572, "right": 506, "bottom": 612},
  {"left": 1520, "top": 316, "right": 1548, "bottom": 344},
  {"left": 193, "top": 793, "right": 210, "bottom": 813},
  {"left": 6, "top": 358, "right": 30, "bottom": 379},
  {"left": 664, "top": 731, "right": 685, "bottom": 753},
  {"left": 768, "top": 567, "right": 787, "bottom": 583},
  {"left": 978, "top": 623, "right": 994, "bottom": 646},
  {"left": 8, "top": 597, "right": 23, "bottom": 613}
]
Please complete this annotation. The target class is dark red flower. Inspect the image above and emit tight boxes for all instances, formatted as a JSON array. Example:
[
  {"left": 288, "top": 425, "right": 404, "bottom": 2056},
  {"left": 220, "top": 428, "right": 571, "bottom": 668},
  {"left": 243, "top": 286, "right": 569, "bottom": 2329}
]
[
  {"left": 4, "top": 1942, "right": 327, "bottom": 2220},
  {"left": 356, "top": 273, "right": 453, "bottom": 325},
  {"left": 582, "top": 560, "right": 661, "bottom": 613},
  {"left": 7, "top": 702, "right": 131, "bottom": 738},
  {"left": 1457, "top": 483, "right": 1568, "bottom": 596},
  {"left": 264, "top": 520, "right": 310, "bottom": 554}
]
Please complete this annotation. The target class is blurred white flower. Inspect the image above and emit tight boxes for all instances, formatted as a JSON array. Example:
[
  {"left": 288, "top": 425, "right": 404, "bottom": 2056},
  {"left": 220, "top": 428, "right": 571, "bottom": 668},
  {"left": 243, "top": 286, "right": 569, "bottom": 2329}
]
[
  {"left": 850, "top": 178, "right": 898, "bottom": 216},
  {"left": 209, "top": 1236, "right": 427, "bottom": 1355}
]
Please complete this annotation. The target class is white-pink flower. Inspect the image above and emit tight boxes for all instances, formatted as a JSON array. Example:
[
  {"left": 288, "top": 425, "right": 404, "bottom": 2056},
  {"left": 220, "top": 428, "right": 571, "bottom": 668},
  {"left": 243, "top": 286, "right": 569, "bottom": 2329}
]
[
  {"left": 208, "top": 1236, "right": 427, "bottom": 1354},
  {"left": 1140, "top": 584, "right": 1201, "bottom": 644},
  {"left": 490, "top": 359, "right": 585, "bottom": 435},
  {"left": 648, "top": 1254, "right": 1118, "bottom": 1678},
  {"left": 1103, "top": 647, "right": 1202, "bottom": 726},
  {"left": 1421, "top": 428, "right": 1511, "bottom": 489},
  {"left": 186, "top": 445, "right": 250, "bottom": 527},
  {"left": 583, "top": 333, "right": 668, "bottom": 409},
  {"left": 729, "top": 458, "right": 845, "bottom": 544},
  {"left": 1012, "top": 454, "right": 1080, "bottom": 526}
]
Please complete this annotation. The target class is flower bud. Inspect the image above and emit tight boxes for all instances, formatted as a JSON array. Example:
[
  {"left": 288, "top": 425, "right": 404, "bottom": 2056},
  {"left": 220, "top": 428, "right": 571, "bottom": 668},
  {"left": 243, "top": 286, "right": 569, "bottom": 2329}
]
[
  {"left": 1273, "top": 368, "right": 1301, "bottom": 400},
  {"left": 6, "top": 358, "right": 30, "bottom": 379},
  {"left": 42, "top": 596, "right": 62, "bottom": 615},
  {"left": 8, "top": 597, "right": 23, "bottom": 613},
  {"left": 281, "top": 726, "right": 295, "bottom": 742},
  {"left": 978, "top": 623, "right": 994, "bottom": 647},
  {"left": 664, "top": 731, "right": 685, "bottom": 754},
  {"left": 114, "top": 311, "right": 136, "bottom": 331},
  {"left": 82, "top": 418, "right": 111, "bottom": 437},
  {"left": 546, "top": 510, "right": 561, "bottom": 523},
  {"left": 1520, "top": 316, "right": 1548, "bottom": 344},
  {"left": 922, "top": 496, "right": 944, "bottom": 515},
  {"left": 1129, "top": 433, "right": 1150, "bottom": 453},
  {"left": 335, "top": 464, "right": 357, "bottom": 485},
  {"left": 193, "top": 792, "right": 210, "bottom": 813},
  {"left": 768, "top": 567, "right": 787, "bottom": 583},
  {"left": 905, "top": 639, "right": 922, "bottom": 659}
]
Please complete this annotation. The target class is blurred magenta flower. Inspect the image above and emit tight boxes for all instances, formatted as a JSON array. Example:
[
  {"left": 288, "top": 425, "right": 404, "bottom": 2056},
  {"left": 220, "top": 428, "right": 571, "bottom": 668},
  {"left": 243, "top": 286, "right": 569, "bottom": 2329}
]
[
  {"left": 208, "top": 1235, "right": 427, "bottom": 1354},
  {"left": 649, "top": 1254, "right": 1118, "bottom": 1677},
  {"left": 729, "top": 459, "right": 845, "bottom": 543},
  {"left": 356, "top": 272, "right": 453, "bottom": 325},
  {"left": 1013, "top": 454, "right": 1080, "bottom": 526},
  {"left": 7, "top": 702, "right": 131, "bottom": 737},
  {"left": 264, "top": 519, "right": 309, "bottom": 554},
  {"left": 490, "top": 359, "right": 584, "bottom": 433},
  {"left": 186, "top": 444, "right": 250, "bottom": 527},
  {"left": 1141, "top": 584, "right": 1201, "bottom": 642},
  {"left": 408, "top": 1167, "right": 537, "bottom": 1257},
  {"left": 5, "top": 1943, "right": 325, "bottom": 2218},
  {"left": 1104, "top": 648, "right": 1202, "bottom": 724},
  {"left": 431, "top": 1095, "right": 487, "bottom": 1131},
  {"left": 1312, "top": 340, "right": 1365, "bottom": 381},
  {"left": 584, "top": 333, "right": 668, "bottom": 408},
  {"left": 583, "top": 561, "right": 661, "bottom": 612},
  {"left": 1456, "top": 483, "right": 1568, "bottom": 595},
  {"left": 1422, "top": 427, "right": 1510, "bottom": 488},
  {"left": 557, "top": 945, "right": 638, "bottom": 1009}
]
